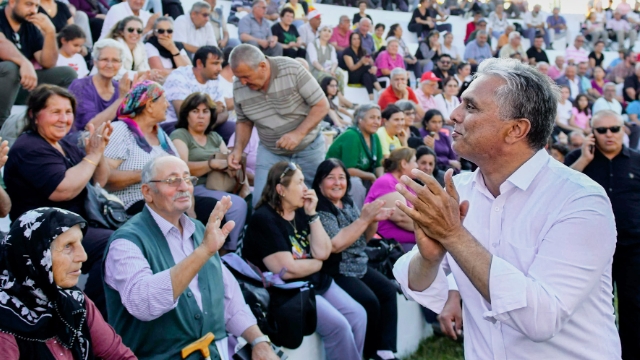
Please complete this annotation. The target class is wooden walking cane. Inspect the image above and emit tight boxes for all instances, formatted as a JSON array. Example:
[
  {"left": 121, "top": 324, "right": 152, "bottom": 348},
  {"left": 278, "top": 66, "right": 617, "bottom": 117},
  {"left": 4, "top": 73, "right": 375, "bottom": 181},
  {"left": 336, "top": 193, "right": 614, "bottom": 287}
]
[{"left": 181, "top": 332, "right": 215, "bottom": 360}]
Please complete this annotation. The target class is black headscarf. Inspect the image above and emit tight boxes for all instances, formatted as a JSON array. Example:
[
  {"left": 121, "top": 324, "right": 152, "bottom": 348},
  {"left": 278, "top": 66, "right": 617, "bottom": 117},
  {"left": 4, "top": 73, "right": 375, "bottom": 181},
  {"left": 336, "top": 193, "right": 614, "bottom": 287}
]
[
  {"left": 0, "top": 208, "right": 93, "bottom": 360},
  {"left": 146, "top": 35, "right": 185, "bottom": 69}
]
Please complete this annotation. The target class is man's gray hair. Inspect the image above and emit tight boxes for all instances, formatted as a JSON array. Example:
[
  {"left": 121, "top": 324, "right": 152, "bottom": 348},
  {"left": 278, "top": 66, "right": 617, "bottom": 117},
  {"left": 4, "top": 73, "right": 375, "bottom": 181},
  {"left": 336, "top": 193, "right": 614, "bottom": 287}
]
[
  {"left": 476, "top": 30, "right": 488, "bottom": 37},
  {"left": 591, "top": 109, "right": 624, "bottom": 125},
  {"left": 252, "top": 0, "right": 266, "bottom": 7},
  {"left": 339, "top": 15, "right": 349, "bottom": 22},
  {"left": 475, "top": 58, "right": 560, "bottom": 150},
  {"left": 92, "top": 38, "right": 125, "bottom": 63},
  {"left": 508, "top": 31, "right": 520, "bottom": 41},
  {"left": 229, "top": 43, "right": 266, "bottom": 70},
  {"left": 536, "top": 61, "right": 549, "bottom": 69},
  {"left": 354, "top": 103, "right": 380, "bottom": 124},
  {"left": 191, "top": 1, "right": 211, "bottom": 13},
  {"left": 395, "top": 100, "right": 416, "bottom": 112},
  {"left": 390, "top": 67, "right": 407, "bottom": 79},
  {"left": 154, "top": 16, "right": 173, "bottom": 28},
  {"left": 359, "top": 17, "right": 372, "bottom": 26},
  {"left": 568, "top": 130, "right": 585, "bottom": 140},
  {"left": 603, "top": 82, "right": 617, "bottom": 90},
  {"left": 141, "top": 156, "right": 175, "bottom": 185}
]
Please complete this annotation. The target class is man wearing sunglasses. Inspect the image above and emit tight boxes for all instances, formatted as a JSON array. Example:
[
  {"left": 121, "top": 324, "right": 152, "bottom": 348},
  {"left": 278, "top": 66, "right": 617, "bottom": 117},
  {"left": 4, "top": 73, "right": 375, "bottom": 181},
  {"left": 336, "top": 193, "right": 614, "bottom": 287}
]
[
  {"left": 432, "top": 54, "right": 452, "bottom": 90},
  {"left": 565, "top": 110, "right": 640, "bottom": 359},
  {"left": 104, "top": 156, "right": 280, "bottom": 360},
  {"left": 0, "top": 0, "right": 78, "bottom": 128}
]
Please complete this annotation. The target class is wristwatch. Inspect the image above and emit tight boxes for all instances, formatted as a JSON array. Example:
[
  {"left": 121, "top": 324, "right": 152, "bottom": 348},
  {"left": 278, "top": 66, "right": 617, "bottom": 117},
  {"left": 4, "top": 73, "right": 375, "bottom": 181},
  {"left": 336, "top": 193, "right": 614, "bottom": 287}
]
[{"left": 250, "top": 335, "right": 271, "bottom": 347}]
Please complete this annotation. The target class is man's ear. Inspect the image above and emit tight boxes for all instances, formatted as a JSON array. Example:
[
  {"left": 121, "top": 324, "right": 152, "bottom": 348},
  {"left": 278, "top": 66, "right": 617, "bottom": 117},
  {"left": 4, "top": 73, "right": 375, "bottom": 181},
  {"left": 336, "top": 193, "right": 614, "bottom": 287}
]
[
  {"left": 141, "top": 183, "right": 154, "bottom": 203},
  {"left": 504, "top": 118, "right": 531, "bottom": 145}
]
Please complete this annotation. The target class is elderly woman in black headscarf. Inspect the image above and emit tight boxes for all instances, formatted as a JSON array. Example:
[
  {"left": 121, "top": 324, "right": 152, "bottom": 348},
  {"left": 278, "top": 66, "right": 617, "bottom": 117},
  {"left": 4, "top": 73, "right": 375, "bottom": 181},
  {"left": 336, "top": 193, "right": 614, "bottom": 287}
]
[{"left": 0, "top": 208, "right": 136, "bottom": 359}]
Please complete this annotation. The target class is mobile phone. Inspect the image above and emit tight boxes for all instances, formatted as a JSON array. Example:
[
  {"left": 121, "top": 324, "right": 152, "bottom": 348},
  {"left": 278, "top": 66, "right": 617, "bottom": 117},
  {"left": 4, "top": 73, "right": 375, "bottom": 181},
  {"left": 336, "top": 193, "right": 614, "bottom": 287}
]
[
  {"left": 430, "top": 131, "right": 436, "bottom": 136},
  {"left": 365, "top": 54, "right": 371, "bottom": 58},
  {"left": 590, "top": 130, "right": 595, "bottom": 154}
]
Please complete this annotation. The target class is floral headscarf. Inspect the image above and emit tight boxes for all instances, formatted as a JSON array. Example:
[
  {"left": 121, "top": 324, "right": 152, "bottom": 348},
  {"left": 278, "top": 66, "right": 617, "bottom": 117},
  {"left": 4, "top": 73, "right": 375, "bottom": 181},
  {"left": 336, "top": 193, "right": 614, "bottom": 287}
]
[
  {"left": 0, "top": 208, "right": 93, "bottom": 360},
  {"left": 116, "top": 80, "right": 175, "bottom": 155}
]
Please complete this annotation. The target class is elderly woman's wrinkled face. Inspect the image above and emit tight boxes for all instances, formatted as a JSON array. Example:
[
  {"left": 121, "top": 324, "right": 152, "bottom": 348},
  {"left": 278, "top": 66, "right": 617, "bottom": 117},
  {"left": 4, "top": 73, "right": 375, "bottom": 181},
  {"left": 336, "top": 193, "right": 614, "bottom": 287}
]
[
  {"left": 403, "top": 108, "right": 417, "bottom": 126},
  {"left": 417, "top": 153, "right": 436, "bottom": 175},
  {"left": 95, "top": 46, "right": 122, "bottom": 79},
  {"left": 320, "top": 27, "right": 332, "bottom": 41},
  {"left": 279, "top": 169, "right": 307, "bottom": 209},
  {"left": 358, "top": 108, "right": 382, "bottom": 135},
  {"left": 51, "top": 225, "right": 87, "bottom": 289},
  {"left": 123, "top": 19, "right": 143, "bottom": 46},
  {"left": 146, "top": 93, "right": 169, "bottom": 122},
  {"left": 320, "top": 166, "right": 348, "bottom": 203},
  {"left": 387, "top": 41, "right": 399, "bottom": 56},
  {"left": 188, "top": 103, "right": 213, "bottom": 134},
  {"left": 36, "top": 95, "right": 74, "bottom": 143},
  {"left": 155, "top": 20, "right": 174, "bottom": 40}
]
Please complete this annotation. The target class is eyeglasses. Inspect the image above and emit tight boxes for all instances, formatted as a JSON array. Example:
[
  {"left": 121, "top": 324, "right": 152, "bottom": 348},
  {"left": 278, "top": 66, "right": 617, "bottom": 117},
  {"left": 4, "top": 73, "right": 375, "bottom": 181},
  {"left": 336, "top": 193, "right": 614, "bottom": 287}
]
[
  {"left": 127, "top": 27, "right": 143, "bottom": 34},
  {"left": 280, "top": 162, "right": 297, "bottom": 181},
  {"left": 156, "top": 28, "right": 174, "bottom": 34},
  {"left": 199, "top": 12, "right": 211, "bottom": 17},
  {"left": 594, "top": 126, "right": 621, "bottom": 134},
  {"left": 12, "top": 32, "right": 21, "bottom": 50},
  {"left": 98, "top": 58, "right": 122, "bottom": 65},
  {"left": 148, "top": 176, "right": 198, "bottom": 187}
]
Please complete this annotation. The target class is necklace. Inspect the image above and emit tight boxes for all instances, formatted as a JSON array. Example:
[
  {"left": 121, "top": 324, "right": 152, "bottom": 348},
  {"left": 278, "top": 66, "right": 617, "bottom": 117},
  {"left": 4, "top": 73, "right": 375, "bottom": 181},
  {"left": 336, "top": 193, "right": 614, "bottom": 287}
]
[{"left": 287, "top": 217, "right": 297, "bottom": 235}]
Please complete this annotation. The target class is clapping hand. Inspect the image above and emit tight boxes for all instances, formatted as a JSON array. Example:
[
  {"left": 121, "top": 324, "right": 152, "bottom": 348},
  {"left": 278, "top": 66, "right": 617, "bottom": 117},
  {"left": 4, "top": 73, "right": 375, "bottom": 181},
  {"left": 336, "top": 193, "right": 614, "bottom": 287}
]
[
  {"left": 0, "top": 138, "right": 9, "bottom": 168},
  {"left": 360, "top": 200, "right": 394, "bottom": 223},
  {"left": 85, "top": 121, "right": 113, "bottom": 157}
]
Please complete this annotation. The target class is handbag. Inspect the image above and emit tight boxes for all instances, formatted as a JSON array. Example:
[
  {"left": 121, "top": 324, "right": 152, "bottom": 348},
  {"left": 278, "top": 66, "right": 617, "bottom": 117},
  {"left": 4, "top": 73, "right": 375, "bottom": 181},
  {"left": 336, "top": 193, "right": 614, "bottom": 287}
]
[
  {"left": 205, "top": 152, "right": 247, "bottom": 194},
  {"left": 84, "top": 183, "right": 129, "bottom": 230},
  {"left": 365, "top": 236, "right": 405, "bottom": 280}
]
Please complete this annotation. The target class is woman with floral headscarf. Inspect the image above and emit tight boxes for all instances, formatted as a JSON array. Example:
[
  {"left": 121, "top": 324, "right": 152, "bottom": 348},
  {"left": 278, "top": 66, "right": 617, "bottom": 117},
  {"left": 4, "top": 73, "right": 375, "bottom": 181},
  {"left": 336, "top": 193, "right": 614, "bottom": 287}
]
[
  {"left": 0, "top": 207, "right": 136, "bottom": 359},
  {"left": 5, "top": 85, "right": 113, "bottom": 319},
  {"left": 104, "top": 81, "right": 223, "bottom": 224}
]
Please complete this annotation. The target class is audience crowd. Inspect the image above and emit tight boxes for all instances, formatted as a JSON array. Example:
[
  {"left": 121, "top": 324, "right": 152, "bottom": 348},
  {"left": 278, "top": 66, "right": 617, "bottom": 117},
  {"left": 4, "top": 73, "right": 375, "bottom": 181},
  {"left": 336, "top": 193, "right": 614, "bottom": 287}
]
[{"left": 1, "top": 0, "right": 640, "bottom": 359}]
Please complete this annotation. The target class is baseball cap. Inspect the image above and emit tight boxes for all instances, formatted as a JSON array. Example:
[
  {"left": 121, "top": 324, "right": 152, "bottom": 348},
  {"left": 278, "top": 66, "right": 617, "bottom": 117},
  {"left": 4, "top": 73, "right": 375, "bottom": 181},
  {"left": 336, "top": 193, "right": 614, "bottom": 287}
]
[
  {"left": 307, "top": 8, "right": 321, "bottom": 20},
  {"left": 420, "top": 71, "right": 441, "bottom": 82}
]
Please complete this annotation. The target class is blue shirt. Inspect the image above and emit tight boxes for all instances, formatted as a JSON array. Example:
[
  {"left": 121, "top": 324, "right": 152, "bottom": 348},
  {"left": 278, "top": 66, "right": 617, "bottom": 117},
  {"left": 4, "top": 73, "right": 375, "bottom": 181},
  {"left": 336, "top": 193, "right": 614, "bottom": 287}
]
[
  {"left": 627, "top": 100, "right": 640, "bottom": 117},
  {"left": 356, "top": 28, "right": 375, "bottom": 55},
  {"left": 546, "top": 15, "right": 566, "bottom": 30},
  {"left": 463, "top": 40, "right": 493, "bottom": 64}
]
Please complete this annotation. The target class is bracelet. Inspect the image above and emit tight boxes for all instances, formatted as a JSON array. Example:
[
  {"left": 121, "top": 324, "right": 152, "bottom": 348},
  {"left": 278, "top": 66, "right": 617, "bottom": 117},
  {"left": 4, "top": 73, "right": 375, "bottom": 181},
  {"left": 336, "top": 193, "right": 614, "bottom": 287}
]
[
  {"left": 83, "top": 157, "right": 98, "bottom": 166},
  {"left": 308, "top": 213, "right": 319, "bottom": 224},
  {"left": 171, "top": 52, "right": 180, "bottom": 56}
]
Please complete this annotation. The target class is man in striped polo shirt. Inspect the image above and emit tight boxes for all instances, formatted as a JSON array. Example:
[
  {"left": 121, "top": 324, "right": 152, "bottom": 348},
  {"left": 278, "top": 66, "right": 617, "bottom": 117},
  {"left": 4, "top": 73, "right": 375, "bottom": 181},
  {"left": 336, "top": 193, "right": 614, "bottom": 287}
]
[{"left": 228, "top": 44, "right": 330, "bottom": 206}]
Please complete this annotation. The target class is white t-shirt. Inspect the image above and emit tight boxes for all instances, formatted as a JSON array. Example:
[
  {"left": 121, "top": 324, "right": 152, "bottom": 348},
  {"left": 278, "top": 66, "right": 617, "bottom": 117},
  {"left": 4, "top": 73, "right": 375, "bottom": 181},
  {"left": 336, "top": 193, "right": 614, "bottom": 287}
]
[
  {"left": 99, "top": 1, "right": 151, "bottom": 40},
  {"left": 173, "top": 15, "right": 217, "bottom": 48},
  {"left": 556, "top": 100, "right": 573, "bottom": 125},
  {"left": 144, "top": 43, "right": 189, "bottom": 69},
  {"left": 56, "top": 53, "right": 88, "bottom": 78},
  {"left": 163, "top": 65, "right": 226, "bottom": 124},
  {"left": 523, "top": 11, "right": 547, "bottom": 29}
]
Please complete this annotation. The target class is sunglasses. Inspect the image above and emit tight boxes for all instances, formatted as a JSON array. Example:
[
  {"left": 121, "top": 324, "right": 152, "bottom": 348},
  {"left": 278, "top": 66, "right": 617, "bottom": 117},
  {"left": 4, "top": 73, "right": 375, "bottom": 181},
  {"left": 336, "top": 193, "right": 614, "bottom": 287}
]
[
  {"left": 12, "top": 32, "right": 21, "bottom": 50},
  {"left": 280, "top": 162, "right": 297, "bottom": 181},
  {"left": 127, "top": 27, "right": 143, "bottom": 34},
  {"left": 156, "top": 28, "right": 173, "bottom": 34},
  {"left": 594, "top": 126, "right": 621, "bottom": 134}
]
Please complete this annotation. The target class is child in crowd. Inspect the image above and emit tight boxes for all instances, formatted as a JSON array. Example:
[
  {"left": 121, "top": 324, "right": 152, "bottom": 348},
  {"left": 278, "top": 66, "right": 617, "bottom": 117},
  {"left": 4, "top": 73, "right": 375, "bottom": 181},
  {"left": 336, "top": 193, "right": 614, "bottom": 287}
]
[
  {"left": 56, "top": 24, "right": 89, "bottom": 79},
  {"left": 571, "top": 94, "right": 592, "bottom": 134}
]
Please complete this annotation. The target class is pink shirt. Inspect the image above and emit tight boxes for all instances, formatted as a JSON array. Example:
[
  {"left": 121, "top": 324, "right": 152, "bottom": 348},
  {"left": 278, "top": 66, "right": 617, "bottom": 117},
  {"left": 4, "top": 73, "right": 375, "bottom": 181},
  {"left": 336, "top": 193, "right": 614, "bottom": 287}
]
[
  {"left": 565, "top": 45, "right": 589, "bottom": 64},
  {"left": 547, "top": 65, "right": 564, "bottom": 80},
  {"left": 364, "top": 173, "right": 415, "bottom": 244},
  {"left": 415, "top": 87, "right": 438, "bottom": 111},
  {"left": 571, "top": 107, "right": 591, "bottom": 129},
  {"left": 104, "top": 206, "right": 256, "bottom": 341},
  {"left": 0, "top": 297, "right": 136, "bottom": 360},
  {"left": 329, "top": 27, "right": 352, "bottom": 49},
  {"left": 375, "top": 50, "right": 406, "bottom": 77}
]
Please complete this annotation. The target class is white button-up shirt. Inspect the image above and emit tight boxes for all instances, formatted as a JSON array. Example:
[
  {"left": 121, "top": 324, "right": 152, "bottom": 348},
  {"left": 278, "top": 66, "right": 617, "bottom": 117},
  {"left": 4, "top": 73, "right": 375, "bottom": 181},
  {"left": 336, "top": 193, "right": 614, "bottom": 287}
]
[
  {"left": 173, "top": 15, "right": 218, "bottom": 48},
  {"left": 394, "top": 150, "right": 621, "bottom": 359},
  {"left": 99, "top": 1, "right": 152, "bottom": 40}
]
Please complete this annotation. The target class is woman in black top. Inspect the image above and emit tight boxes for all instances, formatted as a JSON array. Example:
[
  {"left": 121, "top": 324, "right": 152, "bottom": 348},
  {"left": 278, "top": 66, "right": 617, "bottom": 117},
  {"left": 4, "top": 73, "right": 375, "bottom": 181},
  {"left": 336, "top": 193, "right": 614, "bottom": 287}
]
[
  {"left": 408, "top": 0, "right": 434, "bottom": 39},
  {"left": 589, "top": 40, "right": 605, "bottom": 69},
  {"left": 243, "top": 161, "right": 367, "bottom": 360},
  {"left": 38, "top": 0, "right": 73, "bottom": 33},
  {"left": 313, "top": 159, "right": 399, "bottom": 360},
  {"left": 342, "top": 32, "right": 382, "bottom": 101},
  {"left": 352, "top": 0, "right": 373, "bottom": 25},
  {"left": 271, "top": 8, "right": 306, "bottom": 59}
]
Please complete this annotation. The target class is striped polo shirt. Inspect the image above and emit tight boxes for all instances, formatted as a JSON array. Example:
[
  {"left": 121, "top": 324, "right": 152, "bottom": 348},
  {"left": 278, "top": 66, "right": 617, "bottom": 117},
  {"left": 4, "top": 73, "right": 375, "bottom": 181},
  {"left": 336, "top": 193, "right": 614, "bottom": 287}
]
[{"left": 233, "top": 56, "right": 325, "bottom": 155}]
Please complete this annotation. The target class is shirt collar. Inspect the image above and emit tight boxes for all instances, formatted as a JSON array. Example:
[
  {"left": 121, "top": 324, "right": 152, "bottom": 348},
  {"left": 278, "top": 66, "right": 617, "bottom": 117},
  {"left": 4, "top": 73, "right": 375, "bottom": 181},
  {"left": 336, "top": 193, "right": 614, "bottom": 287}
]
[
  {"left": 472, "top": 149, "right": 550, "bottom": 194},
  {"left": 145, "top": 204, "right": 196, "bottom": 238}
]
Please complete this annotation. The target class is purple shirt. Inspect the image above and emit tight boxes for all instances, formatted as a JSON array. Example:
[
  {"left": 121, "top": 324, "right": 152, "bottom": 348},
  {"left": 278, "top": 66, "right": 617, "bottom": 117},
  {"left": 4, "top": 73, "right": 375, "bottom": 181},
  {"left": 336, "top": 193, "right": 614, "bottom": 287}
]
[
  {"left": 364, "top": 173, "right": 415, "bottom": 244},
  {"left": 104, "top": 206, "right": 256, "bottom": 345},
  {"left": 375, "top": 50, "right": 406, "bottom": 77},
  {"left": 418, "top": 129, "right": 458, "bottom": 167},
  {"left": 68, "top": 76, "right": 120, "bottom": 132},
  {"left": 68, "top": 0, "right": 110, "bottom": 18}
]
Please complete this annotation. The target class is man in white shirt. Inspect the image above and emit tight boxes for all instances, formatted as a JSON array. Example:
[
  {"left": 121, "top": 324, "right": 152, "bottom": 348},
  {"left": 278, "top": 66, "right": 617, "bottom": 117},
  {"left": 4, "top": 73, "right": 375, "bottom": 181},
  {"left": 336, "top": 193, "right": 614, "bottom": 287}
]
[
  {"left": 593, "top": 83, "right": 623, "bottom": 114},
  {"left": 523, "top": 4, "right": 550, "bottom": 49},
  {"left": 99, "top": 0, "right": 156, "bottom": 40},
  {"left": 607, "top": 10, "right": 637, "bottom": 51},
  {"left": 298, "top": 9, "right": 321, "bottom": 47},
  {"left": 392, "top": 58, "right": 621, "bottom": 359},
  {"left": 162, "top": 46, "right": 230, "bottom": 134},
  {"left": 173, "top": 1, "right": 218, "bottom": 54}
]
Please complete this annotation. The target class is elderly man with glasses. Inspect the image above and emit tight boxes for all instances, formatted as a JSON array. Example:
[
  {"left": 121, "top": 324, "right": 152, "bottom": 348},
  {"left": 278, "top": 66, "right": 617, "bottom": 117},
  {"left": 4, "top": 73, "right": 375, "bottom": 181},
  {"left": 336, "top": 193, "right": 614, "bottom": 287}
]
[
  {"left": 173, "top": 1, "right": 218, "bottom": 54},
  {"left": 104, "top": 155, "right": 280, "bottom": 360},
  {"left": 566, "top": 110, "right": 640, "bottom": 359}
]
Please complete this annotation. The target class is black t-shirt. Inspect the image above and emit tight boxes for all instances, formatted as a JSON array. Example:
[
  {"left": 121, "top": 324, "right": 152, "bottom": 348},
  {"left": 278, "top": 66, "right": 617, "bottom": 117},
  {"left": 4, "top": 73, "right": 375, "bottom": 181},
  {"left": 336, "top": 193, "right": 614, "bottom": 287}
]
[
  {"left": 564, "top": 146, "right": 640, "bottom": 243},
  {"left": 271, "top": 22, "right": 300, "bottom": 45},
  {"left": 623, "top": 74, "right": 640, "bottom": 102},
  {"left": 409, "top": 7, "right": 430, "bottom": 27},
  {"left": 341, "top": 47, "right": 366, "bottom": 72},
  {"left": 352, "top": 13, "right": 372, "bottom": 25},
  {"left": 526, "top": 47, "right": 549, "bottom": 64},
  {"left": 0, "top": 7, "right": 44, "bottom": 60},
  {"left": 243, "top": 205, "right": 332, "bottom": 294},
  {"left": 38, "top": 1, "right": 72, "bottom": 33},
  {"left": 5, "top": 131, "right": 87, "bottom": 222},
  {"left": 589, "top": 51, "right": 604, "bottom": 68}
]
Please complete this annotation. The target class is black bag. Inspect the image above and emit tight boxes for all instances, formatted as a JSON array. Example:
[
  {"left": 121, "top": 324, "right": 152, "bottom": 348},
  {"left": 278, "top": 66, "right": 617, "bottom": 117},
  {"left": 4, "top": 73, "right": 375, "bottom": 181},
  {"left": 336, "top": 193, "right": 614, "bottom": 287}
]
[
  {"left": 84, "top": 184, "right": 128, "bottom": 230},
  {"left": 365, "top": 237, "right": 405, "bottom": 280}
]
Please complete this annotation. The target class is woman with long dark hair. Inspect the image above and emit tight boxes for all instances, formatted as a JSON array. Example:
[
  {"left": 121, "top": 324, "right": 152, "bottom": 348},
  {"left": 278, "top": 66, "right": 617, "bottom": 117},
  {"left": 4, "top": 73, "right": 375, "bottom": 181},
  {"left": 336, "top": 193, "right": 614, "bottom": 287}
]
[
  {"left": 343, "top": 32, "right": 382, "bottom": 101},
  {"left": 320, "top": 76, "right": 352, "bottom": 128}
]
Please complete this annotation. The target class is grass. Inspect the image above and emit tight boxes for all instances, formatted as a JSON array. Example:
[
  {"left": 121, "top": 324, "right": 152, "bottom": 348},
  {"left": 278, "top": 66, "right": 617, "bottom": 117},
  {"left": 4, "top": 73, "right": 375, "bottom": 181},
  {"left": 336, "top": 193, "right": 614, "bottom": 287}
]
[{"left": 403, "top": 335, "right": 464, "bottom": 360}]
